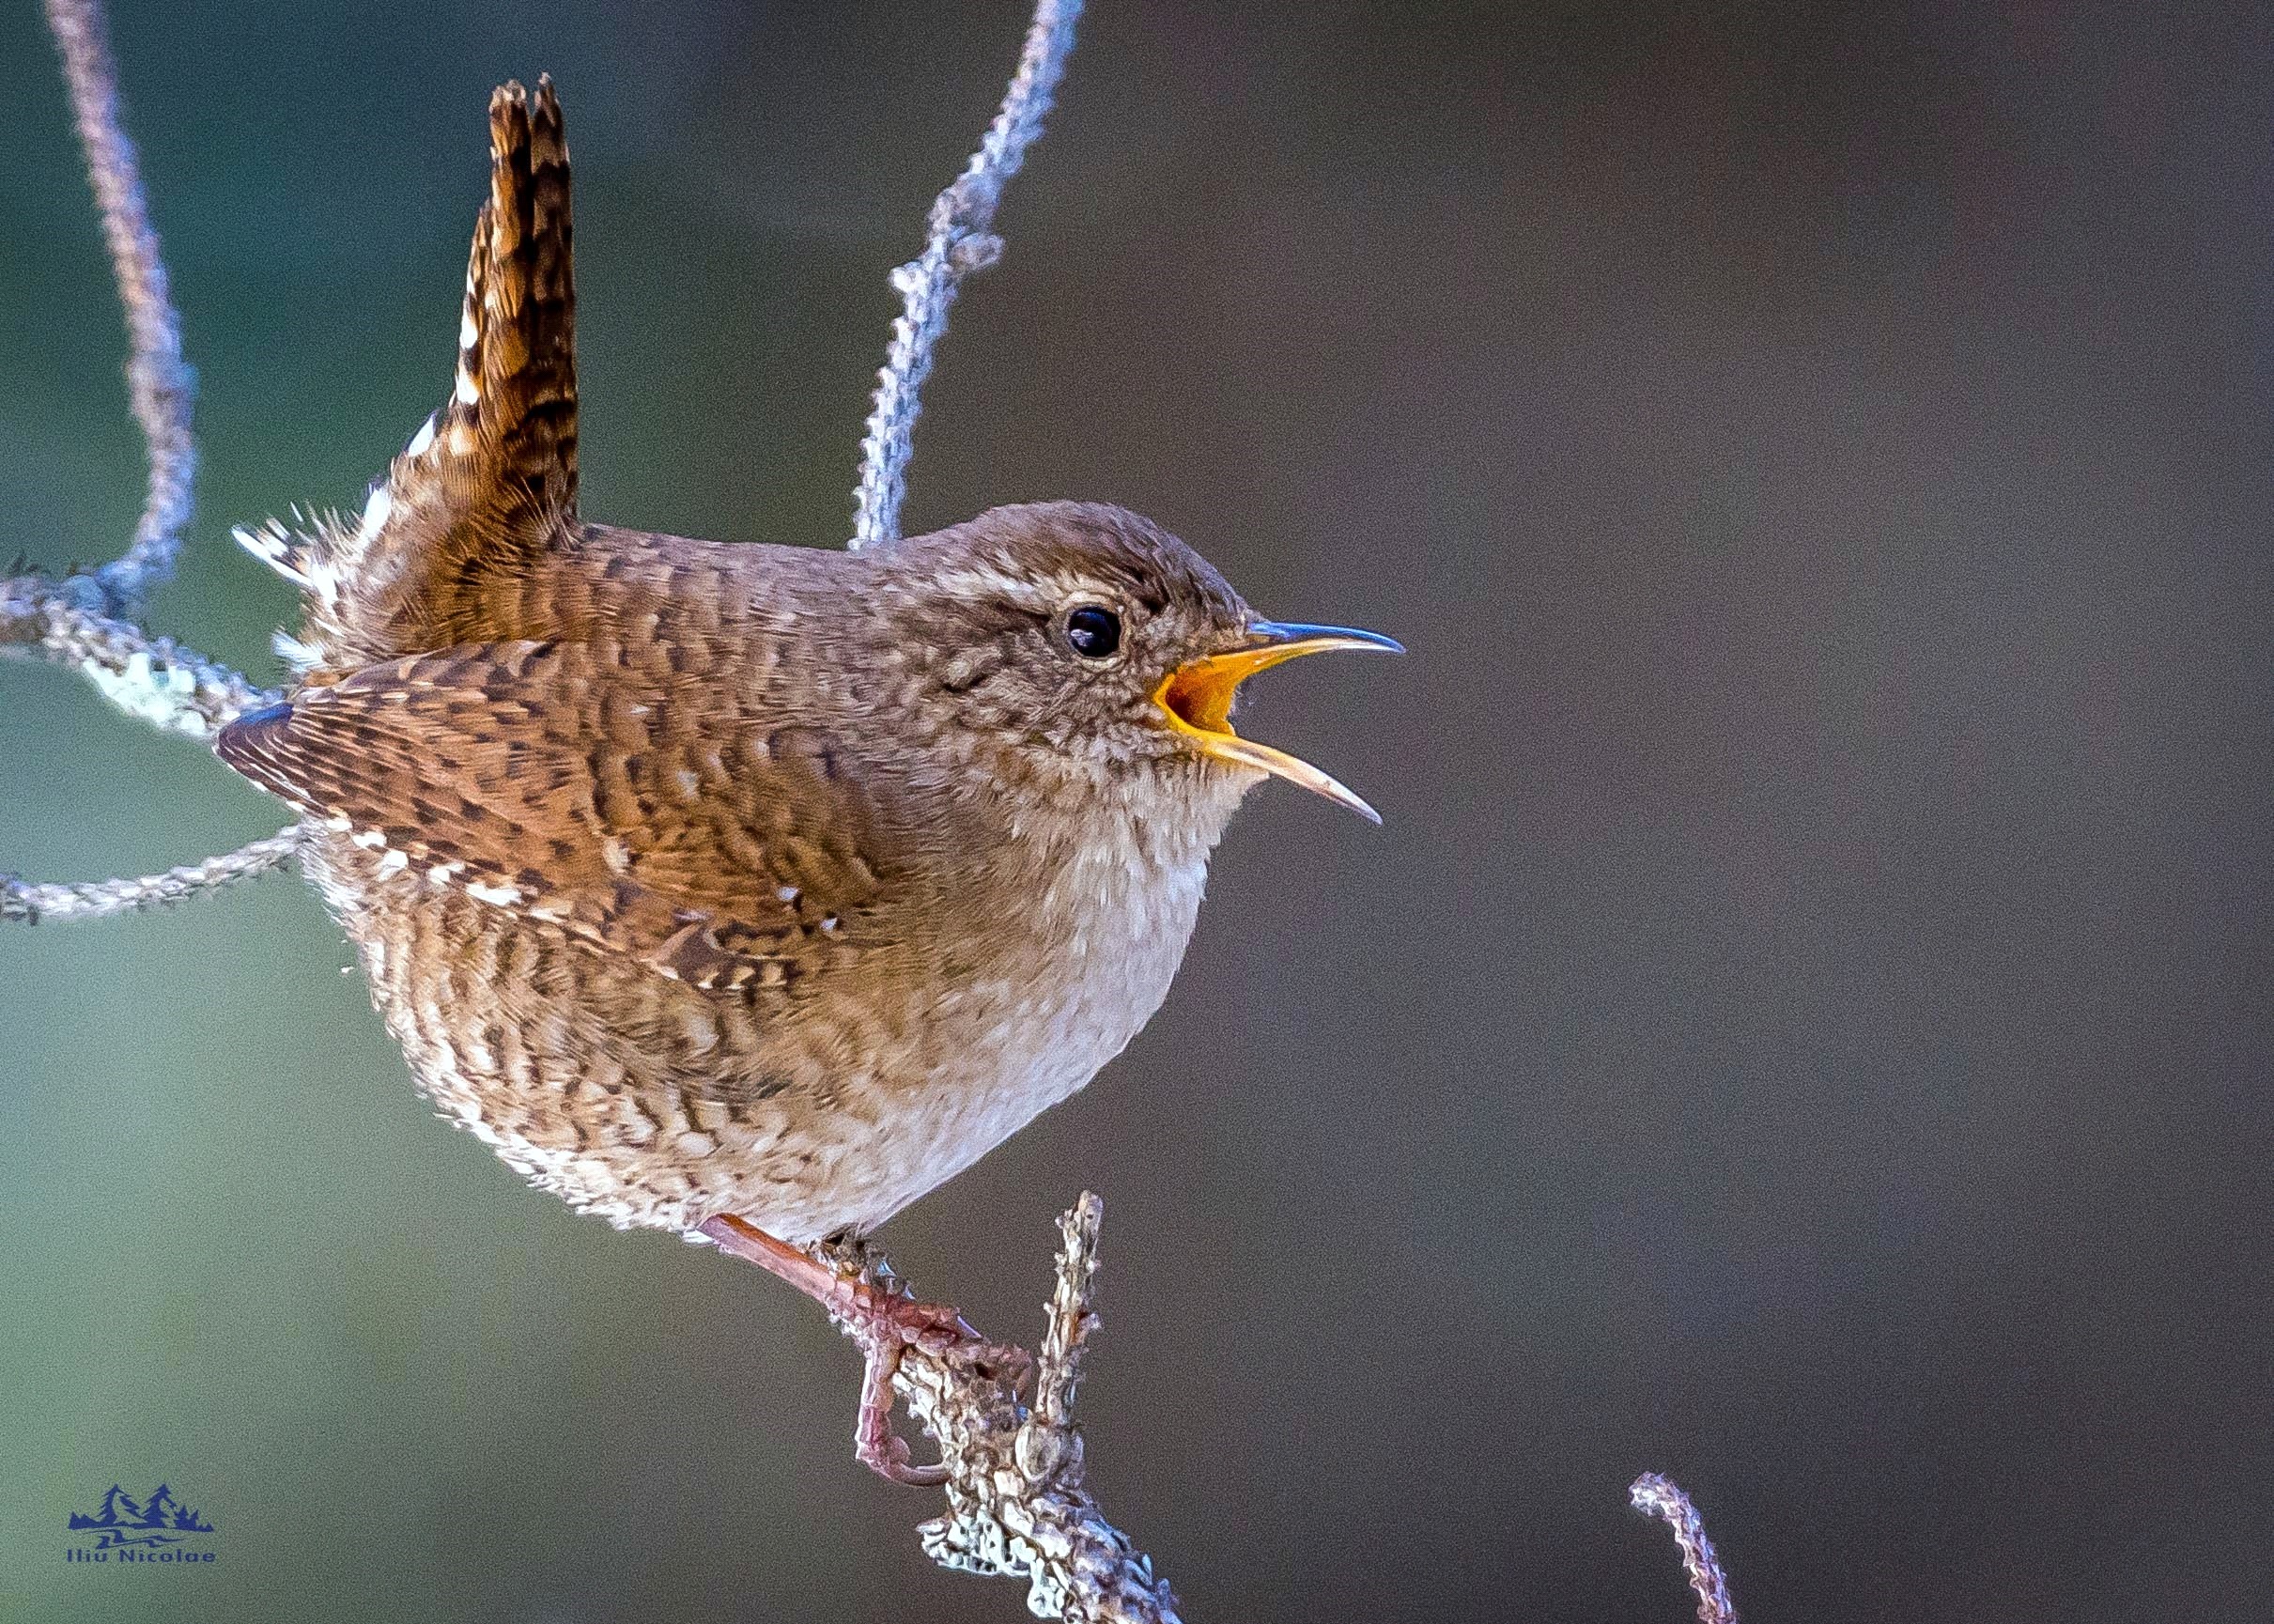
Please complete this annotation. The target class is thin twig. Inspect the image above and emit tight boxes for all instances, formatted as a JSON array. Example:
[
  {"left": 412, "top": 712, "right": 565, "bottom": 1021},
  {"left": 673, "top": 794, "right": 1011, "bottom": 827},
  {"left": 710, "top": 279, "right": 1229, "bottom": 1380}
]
[
  {"left": 849, "top": 0, "right": 1083, "bottom": 549},
  {"left": 44, "top": 0, "right": 195, "bottom": 607},
  {"left": 1030, "top": 1192, "right": 1100, "bottom": 1428},
  {"left": 1630, "top": 1474, "right": 1739, "bottom": 1624},
  {"left": 3, "top": 827, "right": 298, "bottom": 925}
]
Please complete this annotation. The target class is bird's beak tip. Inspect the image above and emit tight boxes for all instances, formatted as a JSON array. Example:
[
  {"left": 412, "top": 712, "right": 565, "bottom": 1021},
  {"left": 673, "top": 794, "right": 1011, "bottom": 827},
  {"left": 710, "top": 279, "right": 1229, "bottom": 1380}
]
[{"left": 1152, "top": 619, "right": 1397, "bottom": 822}]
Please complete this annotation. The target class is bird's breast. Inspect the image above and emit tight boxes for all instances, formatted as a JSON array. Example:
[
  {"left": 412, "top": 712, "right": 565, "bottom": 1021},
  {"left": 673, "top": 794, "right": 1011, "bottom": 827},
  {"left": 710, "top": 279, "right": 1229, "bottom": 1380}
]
[{"left": 838, "top": 810, "right": 1216, "bottom": 1225}]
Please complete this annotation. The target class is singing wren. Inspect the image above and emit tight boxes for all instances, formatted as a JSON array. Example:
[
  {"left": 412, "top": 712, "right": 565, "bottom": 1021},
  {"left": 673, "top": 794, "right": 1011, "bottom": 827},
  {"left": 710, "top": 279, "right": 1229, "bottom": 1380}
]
[{"left": 217, "top": 79, "right": 1397, "bottom": 1479}]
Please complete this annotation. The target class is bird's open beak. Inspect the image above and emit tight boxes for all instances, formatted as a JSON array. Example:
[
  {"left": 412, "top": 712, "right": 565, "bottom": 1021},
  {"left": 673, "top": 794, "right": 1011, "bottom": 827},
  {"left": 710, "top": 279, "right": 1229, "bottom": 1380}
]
[{"left": 1152, "top": 620, "right": 1403, "bottom": 823}]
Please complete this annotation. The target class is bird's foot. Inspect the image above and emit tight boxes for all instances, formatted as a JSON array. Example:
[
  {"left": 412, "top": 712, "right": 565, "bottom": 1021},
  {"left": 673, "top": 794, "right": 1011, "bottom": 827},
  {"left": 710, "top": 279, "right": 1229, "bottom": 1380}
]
[{"left": 698, "top": 1214, "right": 1029, "bottom": 1487}]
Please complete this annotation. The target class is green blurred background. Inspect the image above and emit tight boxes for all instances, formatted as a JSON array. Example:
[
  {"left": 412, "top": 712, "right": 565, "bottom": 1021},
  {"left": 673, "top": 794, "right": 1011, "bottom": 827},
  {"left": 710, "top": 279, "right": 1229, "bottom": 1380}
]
[{"left": 4, "top": 2, "right": 2271, "bottom": 1619}]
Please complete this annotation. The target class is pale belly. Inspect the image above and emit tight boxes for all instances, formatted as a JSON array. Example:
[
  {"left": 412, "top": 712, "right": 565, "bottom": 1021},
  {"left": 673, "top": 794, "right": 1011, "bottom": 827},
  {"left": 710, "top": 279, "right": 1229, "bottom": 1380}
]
[{"left": 304, "top": 823, "right": 1211, "bottom": 1243}]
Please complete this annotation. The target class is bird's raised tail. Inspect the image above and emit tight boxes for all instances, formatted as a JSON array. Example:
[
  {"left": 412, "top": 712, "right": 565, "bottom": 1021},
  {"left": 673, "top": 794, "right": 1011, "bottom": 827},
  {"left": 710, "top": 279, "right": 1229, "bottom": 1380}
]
[
  {"left": 237, "top": 76, "right": 580, "bottom": 673},
  {"left": 438, "top": 76, "right": 579, "bottom": 516}
]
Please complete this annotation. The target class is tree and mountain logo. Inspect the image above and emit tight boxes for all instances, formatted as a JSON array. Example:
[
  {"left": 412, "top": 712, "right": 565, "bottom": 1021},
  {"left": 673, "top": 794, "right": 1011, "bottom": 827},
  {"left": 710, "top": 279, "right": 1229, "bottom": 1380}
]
[{"left": 64, "top": 1482, "right": 218, "bottom": 1563}]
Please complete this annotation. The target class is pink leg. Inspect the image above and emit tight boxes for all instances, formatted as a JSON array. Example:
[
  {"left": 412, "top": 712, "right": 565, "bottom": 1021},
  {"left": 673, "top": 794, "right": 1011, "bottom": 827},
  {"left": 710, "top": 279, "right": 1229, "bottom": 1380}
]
[{"left": 699, "top": 1213, "right": 1023, "bottom": 1486}]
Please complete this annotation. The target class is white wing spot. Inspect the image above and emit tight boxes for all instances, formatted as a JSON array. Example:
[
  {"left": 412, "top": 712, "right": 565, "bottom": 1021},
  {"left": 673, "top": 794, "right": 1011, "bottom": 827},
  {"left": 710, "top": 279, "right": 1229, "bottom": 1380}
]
[
  {"left": 455, "top": 368, "right": 481, "bottom": 407},
  {"left": 349, "top": 828, "right": 389, "bottom": 851},
  {"left": 405, "top": 415, "right": 437, "bottom": 457},
  {"left": 466, "top": 880, "right": 523, "bottom": 906},
  {"left": 375, "top": 848, "right": 410, "bottom": 878}
]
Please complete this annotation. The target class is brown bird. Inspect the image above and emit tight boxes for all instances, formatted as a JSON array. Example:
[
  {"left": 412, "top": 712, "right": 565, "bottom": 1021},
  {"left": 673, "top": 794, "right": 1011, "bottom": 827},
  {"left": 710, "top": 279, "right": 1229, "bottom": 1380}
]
[{"left": 217, "top": 78, "right": 1397, "bottom": 1481}]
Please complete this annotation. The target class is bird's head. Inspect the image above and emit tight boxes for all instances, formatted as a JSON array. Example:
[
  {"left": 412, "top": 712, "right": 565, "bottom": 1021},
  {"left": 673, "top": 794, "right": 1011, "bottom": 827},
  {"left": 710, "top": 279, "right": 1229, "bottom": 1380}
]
[{"left": 875, "top": 502, "right": 1400, "bottom": 826}]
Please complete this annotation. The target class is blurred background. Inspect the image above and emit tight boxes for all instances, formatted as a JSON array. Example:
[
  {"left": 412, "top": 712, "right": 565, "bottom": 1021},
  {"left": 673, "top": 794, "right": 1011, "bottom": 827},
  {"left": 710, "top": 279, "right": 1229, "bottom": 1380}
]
[{"left": 3, "top": 1, "right": 2270, "bottom": 1618}]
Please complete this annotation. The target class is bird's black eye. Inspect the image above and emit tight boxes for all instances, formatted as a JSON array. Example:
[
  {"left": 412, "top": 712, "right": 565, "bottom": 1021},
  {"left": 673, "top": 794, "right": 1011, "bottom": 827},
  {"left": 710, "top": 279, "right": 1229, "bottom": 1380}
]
[{"left": 1064, "top": 604, "right": 1122, "bottom": 659}]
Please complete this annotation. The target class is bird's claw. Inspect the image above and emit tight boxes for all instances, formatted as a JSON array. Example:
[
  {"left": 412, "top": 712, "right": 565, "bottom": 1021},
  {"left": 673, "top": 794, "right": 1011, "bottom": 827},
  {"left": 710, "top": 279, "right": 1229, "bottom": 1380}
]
[
  {"left": 697, "top": 1214, "right": 1025, "bottom": 1489},
  {"left": 822, "top": 1254, "right": 1025, "bottom": 1485}
]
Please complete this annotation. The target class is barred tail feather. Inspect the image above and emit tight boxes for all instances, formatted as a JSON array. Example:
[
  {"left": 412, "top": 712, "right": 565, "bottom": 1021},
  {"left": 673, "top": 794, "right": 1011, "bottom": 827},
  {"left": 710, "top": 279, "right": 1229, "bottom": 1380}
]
[
  {"left": 425, "top": 75, "right": 578, "bottom": 518},
  {"left": 255, "top": 76, "right": 580, "bottom": 676}
]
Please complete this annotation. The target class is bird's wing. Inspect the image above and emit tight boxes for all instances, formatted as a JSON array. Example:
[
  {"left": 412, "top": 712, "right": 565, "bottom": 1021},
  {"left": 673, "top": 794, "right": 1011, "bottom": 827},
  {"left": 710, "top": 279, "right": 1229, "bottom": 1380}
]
[
  {"left": 215, "top": 642, "right": 889, "bottom": 994},
  {"left": 239, "top": 77, "right": 580, "bottom": 665}
]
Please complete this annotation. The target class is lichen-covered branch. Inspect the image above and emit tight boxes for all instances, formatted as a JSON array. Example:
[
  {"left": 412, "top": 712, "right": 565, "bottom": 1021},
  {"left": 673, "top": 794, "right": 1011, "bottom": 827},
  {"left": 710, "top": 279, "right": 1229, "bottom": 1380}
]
[
  {"left": 1631, "top": 1474, "right": 1739, "bottom": 1624},
  {"left": 884, "top": 1194, "right": 1183, "bottom": 1622},
  {"left": 1, "top": 573, "right": 276, "bottom": 740},
  {"left": 849, "top": 0, "right": 1083, "bottom": 549}
]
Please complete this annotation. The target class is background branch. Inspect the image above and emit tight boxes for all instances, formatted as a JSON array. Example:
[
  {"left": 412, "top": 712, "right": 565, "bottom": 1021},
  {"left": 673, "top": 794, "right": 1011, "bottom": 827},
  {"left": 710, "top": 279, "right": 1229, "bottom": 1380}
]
[
  {"left": 42, "top": 0, "right": 195, "bottom": 608},
  {"left": 849, "top": 0, "right": 1083, "bottom": 549},
  {"left": 1631, "top": 1474, "right": 1739, "bottom": 1624}
]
